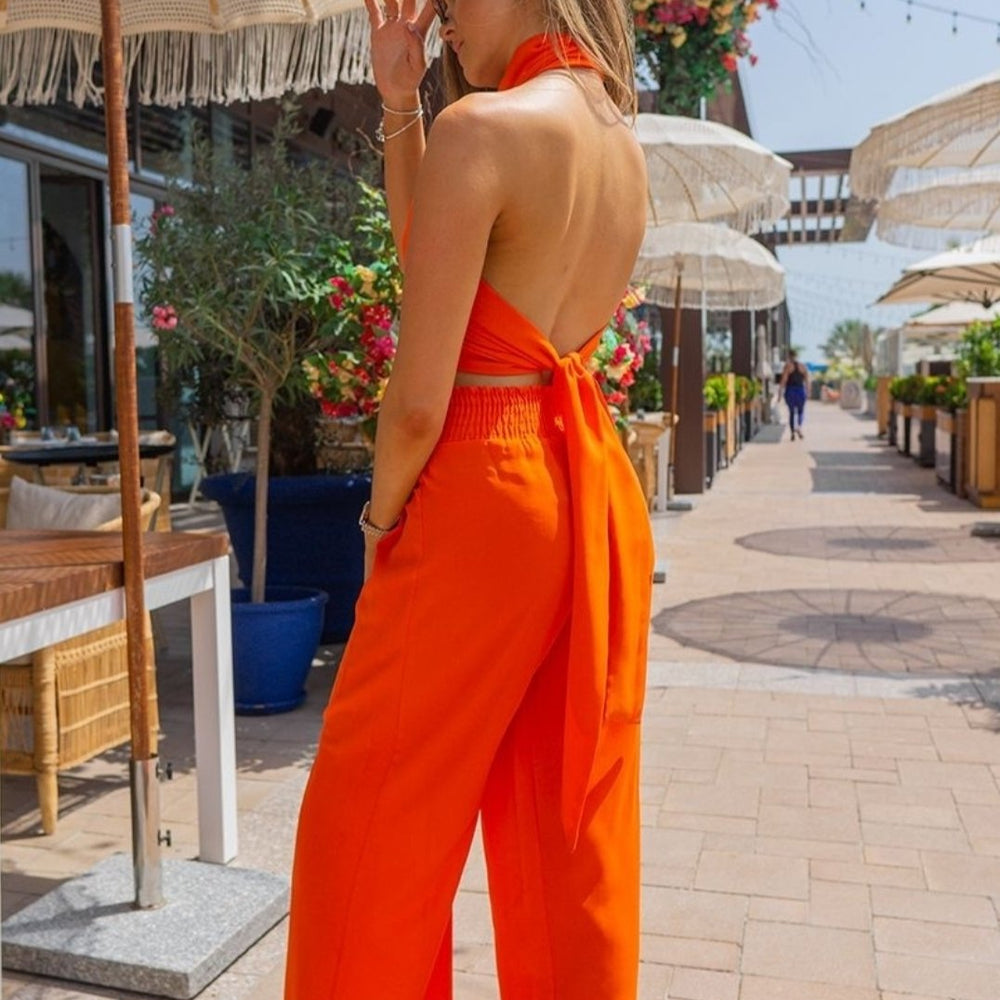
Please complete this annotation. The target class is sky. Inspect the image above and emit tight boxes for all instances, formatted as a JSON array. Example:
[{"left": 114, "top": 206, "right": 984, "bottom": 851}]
[{"left": 737, "top": 0, "right": 1000, "bottom": 362}]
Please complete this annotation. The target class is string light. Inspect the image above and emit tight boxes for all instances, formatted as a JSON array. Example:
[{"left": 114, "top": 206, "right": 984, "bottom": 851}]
[{"left": 860, "top": 0, "right": 1000, "bottom": 32}]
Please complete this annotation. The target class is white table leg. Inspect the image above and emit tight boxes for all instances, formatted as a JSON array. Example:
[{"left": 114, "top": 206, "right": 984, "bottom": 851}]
[{"left": 190, "top": 556, "right": 238, "bottom": 864}]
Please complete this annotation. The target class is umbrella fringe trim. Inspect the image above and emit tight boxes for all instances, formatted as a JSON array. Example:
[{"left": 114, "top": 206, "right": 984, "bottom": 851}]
[
  {"left": 0, "top": 14, "right": 442, "bottom": 107},
  {"left": 850, "top": 84, "right": 1000, "bottom": 200}
]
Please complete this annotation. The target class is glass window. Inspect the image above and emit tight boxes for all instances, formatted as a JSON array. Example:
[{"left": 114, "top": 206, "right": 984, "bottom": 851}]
[
  {"left": 212, "top": 106, "right": 253, "bottom": 169},
  {"left": 138, "top": 104, "right": 212, "bottom": 180},
  {"left": 40, "top": 166, "right": 106, "bottom": 431},
  {"left": 3, "top": 101, "right": 111, "bottom": 164},
  {"left": 130, "top": 192, "right": 159, "bottom": 430},
  {"left": 0, "top": 155, "right": 37, "bottom": 432}
]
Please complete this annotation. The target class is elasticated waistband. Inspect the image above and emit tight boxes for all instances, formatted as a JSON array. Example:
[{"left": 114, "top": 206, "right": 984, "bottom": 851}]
[{"left": 439, "top": 385, "right": 560, "bottom": 442}]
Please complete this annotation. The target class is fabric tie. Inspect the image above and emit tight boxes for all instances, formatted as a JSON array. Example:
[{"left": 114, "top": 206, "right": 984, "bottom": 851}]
[{"left": 543, "top": 339, "right": 651, "bottom": 849}]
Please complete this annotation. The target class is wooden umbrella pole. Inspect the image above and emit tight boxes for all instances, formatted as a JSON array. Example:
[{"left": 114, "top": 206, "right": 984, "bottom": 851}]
[
  {"left": 667, "top": 265, "right": 683, "bottom": 500},
  {"left": 100, "top": 0, "right": 163, "bottom": 909}
]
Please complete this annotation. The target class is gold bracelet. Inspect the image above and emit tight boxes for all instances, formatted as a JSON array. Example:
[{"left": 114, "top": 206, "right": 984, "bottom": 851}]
[
  {"left": 376, "top": 107, "right": 424, "bottom": 143},
  {"left": 358, "top": 500, "right": 399, "bottom": 539}
]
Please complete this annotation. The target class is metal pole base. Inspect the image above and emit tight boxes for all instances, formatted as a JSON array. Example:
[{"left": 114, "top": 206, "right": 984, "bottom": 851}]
[{"left": 129, "top": 757, "right": 164, "bottom": 909}]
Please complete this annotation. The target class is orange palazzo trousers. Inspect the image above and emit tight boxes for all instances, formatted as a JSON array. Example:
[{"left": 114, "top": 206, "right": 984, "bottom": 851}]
[{"left": 285, "top": 377, "right": 654, "bottom": 999}]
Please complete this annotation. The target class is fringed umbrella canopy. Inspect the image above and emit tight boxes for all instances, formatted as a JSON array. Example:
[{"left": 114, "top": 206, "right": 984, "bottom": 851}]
[
  {"left": 876, "top": 167, "right": 1000, "bottom": 249},
  {"left": 633, "top": 221, "right": 786, "bottom": 311},
  {"left": 634, "top": 113, "right": 791, "bottom": 233},
  {"left": 850, "top": 69, "right": 1000, "bottom": 201},
  {"left": 876, "top": 234, "right": 1000, "bottom": 309},
  {"left": 0, "top": 0, "right": 438, "bottom": 106}
]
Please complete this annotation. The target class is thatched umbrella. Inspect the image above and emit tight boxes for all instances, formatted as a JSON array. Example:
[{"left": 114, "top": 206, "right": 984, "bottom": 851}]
[
  {"left": 850, "top": 69, "right": 1000, "bottom": 201},
  {"left": 632, "top": 115, "right": 789, "bottom": 497}
]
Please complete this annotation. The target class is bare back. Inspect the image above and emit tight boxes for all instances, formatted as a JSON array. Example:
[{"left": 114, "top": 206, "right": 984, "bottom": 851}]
[{"left": 467, "top": 69, "right": 646, "bottom": 359}]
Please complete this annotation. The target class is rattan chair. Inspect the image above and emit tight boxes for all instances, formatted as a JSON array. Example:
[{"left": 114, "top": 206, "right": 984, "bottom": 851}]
[{"left": 0, "top": 485, "right": 161, "bottom": 834}]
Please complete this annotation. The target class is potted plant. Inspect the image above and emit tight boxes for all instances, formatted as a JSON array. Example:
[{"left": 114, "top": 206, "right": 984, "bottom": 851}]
[
  {"left": 137, "top": 109, "right": 386, "bottom": 711},
  {"left": 735, "top": 375, "right": 756, "bottom": 442},
  {"left": 914, "top": 375, "right": 941, "bottom": 468},
  {"left": 889, "top": 374, "right": 923, "bottom": 457},
  {"left": 632, "top": 0, "right": 780, "bottom": 116},
  {"left": 956, "top": 318, "right": 1000, "bottom": 507},
  {"left": 703, "top": 374, "right": 730, "bottom": 485},
  {"left": 933, "top": 375, "right": 968, "bottom": 493}
]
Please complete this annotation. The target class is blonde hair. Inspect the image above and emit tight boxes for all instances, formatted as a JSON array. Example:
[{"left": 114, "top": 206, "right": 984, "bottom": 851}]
[{"left": 440, "top": 0, "right": 637, "bottom": 114}]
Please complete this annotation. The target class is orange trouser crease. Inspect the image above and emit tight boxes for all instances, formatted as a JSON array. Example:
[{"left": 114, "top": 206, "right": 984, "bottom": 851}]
[{"left": 285, "top": 386, "right": 642, "bottom": 1000}]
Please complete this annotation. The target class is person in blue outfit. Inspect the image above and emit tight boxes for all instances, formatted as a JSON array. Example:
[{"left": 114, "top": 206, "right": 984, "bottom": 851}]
[{"left": 779, "top": 349, "right": 809, "bottom": 440}]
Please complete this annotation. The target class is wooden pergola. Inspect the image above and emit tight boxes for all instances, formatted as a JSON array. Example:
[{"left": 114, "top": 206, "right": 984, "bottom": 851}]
[{"left": 769, "top": 148, "right": 876, "bottom": 246}]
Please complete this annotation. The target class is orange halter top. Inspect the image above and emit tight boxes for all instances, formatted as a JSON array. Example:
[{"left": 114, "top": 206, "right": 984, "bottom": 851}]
[{"left": 405, "top": 33, "right": 652, "bottom": 850}]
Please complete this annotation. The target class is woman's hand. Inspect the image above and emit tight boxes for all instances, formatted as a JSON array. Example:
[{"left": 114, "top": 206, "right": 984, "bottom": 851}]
[
  {"left": 364, "top": 536, "right": 377, "bottom": 582},
  {"left": 362, "top": 0, "right": 437, "bottom": 106}
]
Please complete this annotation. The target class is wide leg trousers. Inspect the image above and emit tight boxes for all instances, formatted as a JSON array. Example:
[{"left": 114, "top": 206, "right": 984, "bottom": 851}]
[{"left": 284, "top": 386, "right": 642, "bottom": 1000}]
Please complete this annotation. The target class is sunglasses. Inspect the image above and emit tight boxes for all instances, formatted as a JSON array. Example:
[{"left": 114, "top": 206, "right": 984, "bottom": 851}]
[{"left": 431, "top": 0, "right": 449, "bottom": 21}]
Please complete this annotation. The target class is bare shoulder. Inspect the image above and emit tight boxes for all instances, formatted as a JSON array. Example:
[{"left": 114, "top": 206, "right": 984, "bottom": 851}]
[
  {"left": 419, "top": 96, "right": 508, "bottom": 203},
  {"left": 426, "top": 93, "right": 513, "bottom": 153}
]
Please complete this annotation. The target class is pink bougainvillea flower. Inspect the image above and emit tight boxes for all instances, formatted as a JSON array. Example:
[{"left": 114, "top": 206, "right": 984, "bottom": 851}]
[{"left": 151, "top": 304, "right": 178, "bottom": 331}]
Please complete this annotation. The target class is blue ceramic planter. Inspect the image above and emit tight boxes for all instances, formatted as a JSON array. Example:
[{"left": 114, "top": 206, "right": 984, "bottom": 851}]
[
  {"left": 230, "top": 586, "right": 328, "bottom": 714},
  {"left": 202, "top": 473, "right": 371, "bottom": 643}
]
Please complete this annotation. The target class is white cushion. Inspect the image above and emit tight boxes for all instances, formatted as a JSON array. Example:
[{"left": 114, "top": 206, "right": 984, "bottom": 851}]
[{"left": 5, "top": 478, "right": 122, "bottom": 531}]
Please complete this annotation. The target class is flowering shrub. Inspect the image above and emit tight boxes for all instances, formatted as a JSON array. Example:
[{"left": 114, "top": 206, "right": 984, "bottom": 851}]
[
  {"left": 633, "top": 0, "right": 779, "bottom": 115},
  {"left": 589, "top": 287, "right": 653, "bottom": 427},
  {"left": 0, "top": 355, "right": 34, "bottom": 437},
  {"left": 302, "top": 186, "right": 402, "bottom": 447}
]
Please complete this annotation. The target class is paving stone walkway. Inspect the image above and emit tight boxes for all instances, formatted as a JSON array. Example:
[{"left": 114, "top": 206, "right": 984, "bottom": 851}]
[{"left": 3, "top": 401, "right": 1000, "bottom": 1000}]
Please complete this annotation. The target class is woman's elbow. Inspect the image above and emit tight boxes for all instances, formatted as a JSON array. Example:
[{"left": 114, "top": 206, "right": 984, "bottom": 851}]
[{"left": 382, "top": 392, "right": 447, "bottom": 442}]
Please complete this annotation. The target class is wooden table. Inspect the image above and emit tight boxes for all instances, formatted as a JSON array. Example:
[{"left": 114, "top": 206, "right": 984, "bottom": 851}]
[{"left": 0, "top": 530, "right": 238, "bottom": 865}]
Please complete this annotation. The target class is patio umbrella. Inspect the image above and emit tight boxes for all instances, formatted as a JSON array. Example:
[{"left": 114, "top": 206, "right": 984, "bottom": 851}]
[
  {"left": 876, "top": 168, "right": 1000, "bottom": 248},
  {"left": 0, "top": 0, "right": 407, "bottom": 107},
  {"left": 0, "top": 0, "right": 397, "bottom": 912},
  {"left": 851, "top": 72, "right": 1000, "bottom": 198},
  {"left": 634, "top": 222, "right": 786, "bottom": 311},
  {"left": 850, "top": 69, "right": 1000, "bottom": 200},
  {"left": 900, "top": 300, "right": 1000, "bottom": 339},
  {"left": 0, "top": 331, "right": 32, "bottom": 351},
  {"left": 876, "top": 234, "right": 1000, "bottom": 309},
  {"left": 632, "top": 222, "right": 785, "bottom": 495},
  {"left": 634, "top": 113, "right": 792, "bottom": 231},
  {"left": 0, "top": 303, "right": 33, "bottom": 331}
]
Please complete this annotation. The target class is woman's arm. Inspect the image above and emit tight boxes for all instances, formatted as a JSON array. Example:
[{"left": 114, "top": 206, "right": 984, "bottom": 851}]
[
  {"left": 363, "top": 0, "right": 437, "bottom": 255},
  {"left": 364, "top": 101, "right": 503, "bottom": 575}
]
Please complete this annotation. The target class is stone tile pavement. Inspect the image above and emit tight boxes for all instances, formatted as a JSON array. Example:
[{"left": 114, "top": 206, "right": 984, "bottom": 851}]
[{"left": 3, "top": 402, "right": 1000, "bottom": 999}]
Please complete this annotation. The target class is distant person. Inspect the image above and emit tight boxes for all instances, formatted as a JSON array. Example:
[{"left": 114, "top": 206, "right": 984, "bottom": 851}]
[{"left": 779, "top": 349, "right": 809, "bottom": 440}]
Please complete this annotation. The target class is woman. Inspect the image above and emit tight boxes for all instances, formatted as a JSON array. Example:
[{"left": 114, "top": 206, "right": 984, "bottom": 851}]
[
  {"left": 779, "top": 348, "right": 809, "bottom": 440},
  {"left": 285, "top": 2, "right": 654, "bottom": 997}
]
